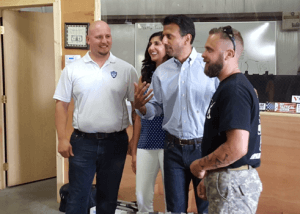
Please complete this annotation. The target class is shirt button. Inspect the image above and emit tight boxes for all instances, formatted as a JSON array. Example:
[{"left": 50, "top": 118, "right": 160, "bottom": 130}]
[
  {"left": 183, "top": 107, "right": 186, "bottom": 110},
  {"left": 182, "top": 68, "right": 185, "bottom": 71},
  {"left": 184, "top": 121, "right": 186, "bottom": 123},
  {"left": 182, "top": 81, "right": 185, "bottom": 84},
  {"left": 182, "top": 94, "right": 185, "bottom": 97}
]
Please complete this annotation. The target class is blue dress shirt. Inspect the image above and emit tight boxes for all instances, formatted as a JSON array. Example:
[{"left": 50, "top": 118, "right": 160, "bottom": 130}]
[{"left": 137, "top": 48, "right": 219, "bottom": 140}]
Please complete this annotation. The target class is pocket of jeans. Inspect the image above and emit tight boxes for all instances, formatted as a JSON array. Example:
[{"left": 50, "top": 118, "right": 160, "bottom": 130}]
[
  {"left": 195, "top": 143, "right": 202, "bottom": 152},
  {"left": 163, "top": 140, "right": 174, "bottom": 150},
  {"left": 113, "top": 132, "right": 128, "bottom": 154},
  {"left": 115, "top": 131, "right": 128, "bottom": 143},
  {"left": 70, "top": 132, "right": 83, "bottom": 145}
]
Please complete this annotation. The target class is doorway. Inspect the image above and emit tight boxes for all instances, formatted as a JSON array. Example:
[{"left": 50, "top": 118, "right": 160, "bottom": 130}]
[{"left": 2, "top": 9, "right": 56, "bottom": 187}]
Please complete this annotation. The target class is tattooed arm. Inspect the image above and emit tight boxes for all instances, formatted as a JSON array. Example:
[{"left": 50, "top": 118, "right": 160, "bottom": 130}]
[{"left": 190, "top": 129, "right": 249, "bottom": 179}]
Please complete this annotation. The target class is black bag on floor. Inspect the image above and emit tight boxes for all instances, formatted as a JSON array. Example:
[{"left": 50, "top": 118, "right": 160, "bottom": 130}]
[
  {"left": 59, "top": 183, "right": 96, "bottom": 213},
  {"left": 59, "top": 183, "right": 69, "bottom": 212}
]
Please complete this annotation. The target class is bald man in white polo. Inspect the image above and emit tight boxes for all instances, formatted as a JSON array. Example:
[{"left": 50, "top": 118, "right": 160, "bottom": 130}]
[{"left": 54, "top": 21, "right": 138, "bottom": 214}]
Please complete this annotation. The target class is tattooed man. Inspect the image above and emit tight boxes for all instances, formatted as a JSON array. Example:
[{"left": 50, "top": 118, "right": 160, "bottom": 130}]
[{"left": 190, "top": 26, "right": 262, "bottom": 214}]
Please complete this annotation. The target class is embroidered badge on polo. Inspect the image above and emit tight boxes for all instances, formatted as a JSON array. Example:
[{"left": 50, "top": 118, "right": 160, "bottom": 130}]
[{"left": 111, "top": 71, "right": 117, "bottom": 78}]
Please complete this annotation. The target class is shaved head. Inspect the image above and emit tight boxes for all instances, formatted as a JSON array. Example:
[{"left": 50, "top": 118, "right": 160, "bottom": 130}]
[
  {"left": 88, "top": 20, "right": 111, "bottom": 36},
  {"left": 202, "top": 26, "right": 243, "bottom": 81},
  {"left": 86, "top": 20, "right": 112, "bottom": 59},
  {"left": 208, "top": 27, "right": 244, "bottom": 59}
]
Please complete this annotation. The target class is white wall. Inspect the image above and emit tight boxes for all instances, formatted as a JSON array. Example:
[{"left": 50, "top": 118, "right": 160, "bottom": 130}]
[
  {"left": 101, "top": 0, "right": 300, "bottom": 15},
  {"left": 276, "top": 22, "right": 299, "bottom": 75},
  {"left": 245, "top": 0, "right": 300, "bottom": 13},
  {"left": 23, "top": 1, "right": 300, "bottom": 75},
  {"left": 102, "top": 0, "right": 300, "bottom": 75}
]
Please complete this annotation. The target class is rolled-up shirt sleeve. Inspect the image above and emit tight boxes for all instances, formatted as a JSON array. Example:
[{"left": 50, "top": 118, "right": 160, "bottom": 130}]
[{"left": 136, "top": 72, "right": 163, "bottom": 120}]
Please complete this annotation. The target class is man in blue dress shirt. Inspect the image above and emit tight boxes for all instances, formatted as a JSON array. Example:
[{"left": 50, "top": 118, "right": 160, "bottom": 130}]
[{"left": 134, "top": 15, "right": 219, "bottom": 213}]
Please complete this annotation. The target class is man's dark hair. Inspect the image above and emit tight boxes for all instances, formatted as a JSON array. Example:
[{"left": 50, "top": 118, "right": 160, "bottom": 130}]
[{"left": 163, "top": 14, "right": 195, "bottom": 44}]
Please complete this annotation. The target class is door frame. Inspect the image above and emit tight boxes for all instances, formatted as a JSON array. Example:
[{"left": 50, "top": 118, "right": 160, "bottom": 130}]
[
  {"left": 0, "top": 0, "right": 62, "bottom": 191},
  {"left": 0, "top": 12, "right": 4, "bottom": 190},
  {"left": 0, "top": 0, "right": 101, "bottom": 201}
]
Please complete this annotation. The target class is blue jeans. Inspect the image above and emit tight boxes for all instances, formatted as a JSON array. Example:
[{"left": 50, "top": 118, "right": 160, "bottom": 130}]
[
  {"left": 65, "top": 130, "right": 128, "bottom": 214},
  {"left": 164, "top": 140, "right": 209, "bottom": 214}
]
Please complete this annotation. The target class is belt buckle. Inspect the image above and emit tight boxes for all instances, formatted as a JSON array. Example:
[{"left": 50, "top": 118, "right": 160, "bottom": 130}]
[
  {"left": 96, "top": 132, "right": 106, "bottom": 139},
  {"left": 178, "top": 138, "right": 184, "bottom": 146}
]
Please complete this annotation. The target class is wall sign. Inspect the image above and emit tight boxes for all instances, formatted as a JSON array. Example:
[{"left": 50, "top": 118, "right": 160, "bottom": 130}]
[
  {"left": 282, "top": 12, "right": 300, "bottom": 30},
  {"left": 64, "top": 23, "right": 89, "bottom": 49}
]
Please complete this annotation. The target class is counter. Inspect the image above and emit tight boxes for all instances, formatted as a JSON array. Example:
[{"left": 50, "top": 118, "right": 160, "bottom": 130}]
[{"left": 257, "top": 112, "right": 300, "bottom": 213}]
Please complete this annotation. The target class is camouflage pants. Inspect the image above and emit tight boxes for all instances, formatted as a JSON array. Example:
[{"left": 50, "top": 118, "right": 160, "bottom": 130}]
[{"left": 204, "top": 168, "right": 262, "bottom": 214}]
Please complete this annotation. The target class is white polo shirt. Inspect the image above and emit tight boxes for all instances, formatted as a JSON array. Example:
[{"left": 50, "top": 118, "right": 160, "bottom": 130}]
[{"left": 53, "top": 52, "right": 138, "bottom": 133}]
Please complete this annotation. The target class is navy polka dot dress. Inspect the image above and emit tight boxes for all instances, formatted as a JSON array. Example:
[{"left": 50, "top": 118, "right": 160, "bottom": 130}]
[{"left": 137, "top": 115, "right": 166, "bottom": 149}]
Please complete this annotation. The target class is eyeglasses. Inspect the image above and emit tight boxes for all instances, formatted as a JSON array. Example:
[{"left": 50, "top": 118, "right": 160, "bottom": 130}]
[{"left": 222, "top": 26, "right": 236, "bottom": 51}]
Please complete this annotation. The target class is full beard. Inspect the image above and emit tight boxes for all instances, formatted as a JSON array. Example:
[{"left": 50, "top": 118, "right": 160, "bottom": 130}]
[
  {"left": 204, "top": 63, "right": 223, "bottom": 78},
  {"left": 204, "top": 55, "right": 223, "bottom": 78}
]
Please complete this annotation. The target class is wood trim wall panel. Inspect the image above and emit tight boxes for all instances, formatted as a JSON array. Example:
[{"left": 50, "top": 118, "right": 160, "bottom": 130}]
[
  {"left": 0, "top": 0, "right": 54, "bottom": 9},
  {"left": 61, "top": 0, "right": 95, "bottom": 66},
  {"left": 53, "top": 0, "right": 62, "bottom": 86},
  {"left": 256, "top": 113, "right": 300, "bottom": 213},
  {"left": 53, "top": 0, "right": 63, "bottom": 201},
  {"left": 94, "top": 0, "right": 101, "bottom": 21},
  {"left": 60, "top": 0, "right": 95, "bottom": 185},
  {"left": 56, "top": 0, "right": 100, "bottom": 201},
  {"left": 0, "top": 11, "right": 5, "bottom": 190}
]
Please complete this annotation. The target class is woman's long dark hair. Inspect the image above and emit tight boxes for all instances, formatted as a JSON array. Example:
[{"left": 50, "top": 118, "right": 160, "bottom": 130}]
[{"left": 141, "top": 31, "right": 166, "bottom": 83}]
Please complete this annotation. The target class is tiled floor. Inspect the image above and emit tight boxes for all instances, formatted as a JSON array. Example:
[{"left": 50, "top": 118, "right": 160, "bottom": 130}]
[{"left": 0, "top": 178, "right": 62, "bottom": 214}]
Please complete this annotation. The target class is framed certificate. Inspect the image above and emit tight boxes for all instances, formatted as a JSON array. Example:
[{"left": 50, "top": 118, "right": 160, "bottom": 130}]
[{"left": 64, "top": 23, "right": 90, "bottom": 49}]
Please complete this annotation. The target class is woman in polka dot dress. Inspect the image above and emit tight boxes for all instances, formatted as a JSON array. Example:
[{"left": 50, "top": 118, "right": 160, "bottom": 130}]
[{"left": 131, "top": 31, "right": 169, "bottom": 212}]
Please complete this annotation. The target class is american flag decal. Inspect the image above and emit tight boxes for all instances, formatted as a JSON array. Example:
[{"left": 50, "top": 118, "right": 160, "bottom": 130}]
[
  {"left": 265, "top": 102, "right": 275, "bottom": 112},
  {"left": 292, "top": 95, "right": 300, "bottom": 103}
]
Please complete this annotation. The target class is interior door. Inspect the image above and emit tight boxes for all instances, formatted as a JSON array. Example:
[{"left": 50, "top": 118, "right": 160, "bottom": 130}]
[{"left": 3, "top": 10, "right": 56, "bottom": 186}]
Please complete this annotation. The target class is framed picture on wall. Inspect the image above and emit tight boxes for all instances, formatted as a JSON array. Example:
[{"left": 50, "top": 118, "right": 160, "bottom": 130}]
[{"left": 64, "top": 22, "right": 90, "bottom": 49}]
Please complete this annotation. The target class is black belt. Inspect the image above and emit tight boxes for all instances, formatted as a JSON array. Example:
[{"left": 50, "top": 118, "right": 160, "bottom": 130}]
[
  {"left": 74, "top": 129, "right": 126, "bottom": 140},
  {"left": 166, "top": 132, "right": 202, "bottom": 145}
]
